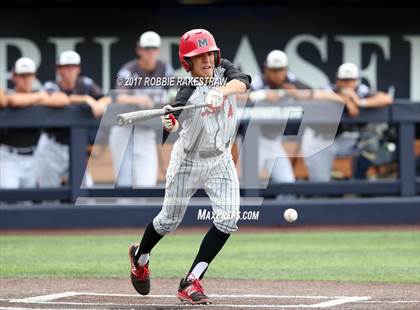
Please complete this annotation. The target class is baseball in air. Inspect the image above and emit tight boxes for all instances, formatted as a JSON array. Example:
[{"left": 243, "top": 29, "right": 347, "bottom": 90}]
[{"left": 284, "top": 208, "right": 298, "bottom": 222}]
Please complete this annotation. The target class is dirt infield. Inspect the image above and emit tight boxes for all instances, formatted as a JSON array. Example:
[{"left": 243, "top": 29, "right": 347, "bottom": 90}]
[
  {"left": 1, "top": 226, "right": 419, "bottom": 309},
  {"left": 2, "top": 224, "right": 420, "bottom": 236},
  {"left": 0, "top": 278, "right": 419, "bottom": 309}
]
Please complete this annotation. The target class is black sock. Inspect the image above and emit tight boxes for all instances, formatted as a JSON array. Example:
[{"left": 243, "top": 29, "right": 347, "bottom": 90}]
[
  {"left": 135, "top": 222, "right": 164, "bottom": 261},
  {"left": 188, "top": 225, "right": 230, "bottom": 279}
]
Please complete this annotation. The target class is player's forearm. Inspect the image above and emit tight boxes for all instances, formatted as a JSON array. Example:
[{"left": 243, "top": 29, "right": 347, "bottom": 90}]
[
  {"left": 69, "top": 94, "right": 89, "bottom": 104},
  {"left": 97, "top": 96, "right": 112, "bottom": 106},
  {"left": 116, "top": 94, "right": 152, "bottom": 107},
  {"left": 361, "top": 92, "right": 393, "bottom": 108},
  {"left": 217, "top": 79, "right": 247, "bottom": 96},
  {"left": 39, "top": 93, "right": 71, "bottom": 107},
  {"left": 115, "top": 94, "right": 137, "bottom": 104},
  {"left": 313, "top": 90, "right": 345, "bottom": 103},
  {"left": 7, "top": 93, "right": 42, "bottom": 107},
  {"left": 343, "top": 97, "right": 360, "bottom": 117},
  {"left": 285, "top": 89, "right": 313, "bottom": 100}
]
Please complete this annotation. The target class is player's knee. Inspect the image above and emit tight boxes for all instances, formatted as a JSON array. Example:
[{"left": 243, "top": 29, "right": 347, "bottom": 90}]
[
  {"left": 152, "top": 215, "right": 183, "bottom": 235},
  {"left": 213, "top": 221, "right": 238, "bottom": 234},
  {"left": 213, "top": 212, "right": 240, "bottom": 234}
]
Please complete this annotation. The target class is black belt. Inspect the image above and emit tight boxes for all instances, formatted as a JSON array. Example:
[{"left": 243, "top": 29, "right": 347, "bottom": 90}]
[
  {"left": 4, "top": 145, "right": 35, "bottom": 156},
  {"left": 184, "top": 141, "right": 230, "bottom": 159}
]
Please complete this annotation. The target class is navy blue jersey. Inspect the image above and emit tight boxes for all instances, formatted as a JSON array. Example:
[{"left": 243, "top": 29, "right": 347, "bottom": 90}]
[
  {"left": 0, "top": 89, "right": 41, "bottom": 148},
  {"left": 42, "top": 76, "right": 104, "bottom": 144},
  {"left": 43, "top": 76, "right": 103, "bottom": 100}
]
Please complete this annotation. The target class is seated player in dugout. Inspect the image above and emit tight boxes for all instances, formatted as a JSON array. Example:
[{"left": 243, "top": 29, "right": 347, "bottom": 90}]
[
  {"left": 249, "top": 50, "right": 344, "bottom": 183},
  {"left": 334, "top": 63, "right": 393, "bottom": 179},
  {"left": 128, "top": 29, "right": 251, "bottom": 305},
  {"left": 110, "top": 31, "right": 174, "bottom": 187},
  {"left": 33, "top": 50, "right": 110, "bottom": 188},
  {"left": 0, "top": 58, "right": 48, "bottom": 188},
  {"left": 301, "top": 63, "right": 393, "bottom": 181},
  {"left": 43, "top": 50, "right": 110, "bottom": 115},
  {"left": 249, "top": 50, "right": 302, "bottom": 184}
]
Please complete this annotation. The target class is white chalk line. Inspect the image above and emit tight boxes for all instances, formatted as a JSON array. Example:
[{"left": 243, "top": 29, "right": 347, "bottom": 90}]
[
  {"left": 2, "top": 301, "right": 370, "bottom": 309},
  {"left": 361, "top": 300, "right": 420, "bottom": 304},
  {"left": 6, "top": 291, "right": 371, "bottom": 308},
  {"left": 310, "top": 297, "right": 370, "bottom": 308},
  {"left": 0, "top": 307, "right": 100, "bottom": 310},
  {"left": 9, "top": 292, "right": 79, "bottom": 303},
  {"left": 3, "top": 294, "right": 419, "bottom": 309},
  {"left": 9, "top": 291, "right": 370, "bottom": 303}
]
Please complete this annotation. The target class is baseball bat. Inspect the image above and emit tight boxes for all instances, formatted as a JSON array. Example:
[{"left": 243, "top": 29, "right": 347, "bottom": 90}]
[{"left": 116, "top": 103, "right": 207, "bottom": 126}]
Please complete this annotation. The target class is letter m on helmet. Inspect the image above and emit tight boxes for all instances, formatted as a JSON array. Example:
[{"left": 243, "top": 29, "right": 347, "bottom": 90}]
[{"left": 198, "top": 38, "right": 208, "bottom": 47}]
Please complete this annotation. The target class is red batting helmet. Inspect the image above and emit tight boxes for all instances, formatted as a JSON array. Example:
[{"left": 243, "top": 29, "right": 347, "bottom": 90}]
[{"left": 178, "top": 29, "right": 221, "bottom": 72}]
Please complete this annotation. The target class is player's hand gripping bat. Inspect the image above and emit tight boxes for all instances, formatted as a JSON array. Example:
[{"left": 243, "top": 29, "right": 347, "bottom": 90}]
[{"left": 116, "top": 103, "right": 207, "bottom": 126}]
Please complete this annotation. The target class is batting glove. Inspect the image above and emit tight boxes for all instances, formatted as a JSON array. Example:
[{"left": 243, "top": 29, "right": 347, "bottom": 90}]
[
  {"left": 205, "top": 88, "right": 224, "bottom": 112},
  {"left": 161, "top": 113, "right": 177, "bottom": 131}
]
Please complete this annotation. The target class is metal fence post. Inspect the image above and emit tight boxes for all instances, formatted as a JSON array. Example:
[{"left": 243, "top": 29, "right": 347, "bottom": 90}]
[
  {"left": 399, "top": 122, "right": 416, "bottom": 196},
  {"left": 70, "top": 126, "right": 89, "bottom": 202},
  {"left": 241, "top": 122, "right": 260, "bottom": 197}
]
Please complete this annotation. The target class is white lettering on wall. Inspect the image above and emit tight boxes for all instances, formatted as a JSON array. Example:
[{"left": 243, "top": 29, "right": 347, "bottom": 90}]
[
  {"left": 403, "top": 35, "right": 420, "bottom": 101},
  {"left": 48, "top": 37, "right": 84, "bottom": 59},
  {"left": 335, "top": 36, "right": 390, "bottom": 91},
  {"left": 233, "top": 36, "right": 261, "bottom": 78},
  {"left": 160, "top": 37, "right": 184, "bottom": 76},
  {"left": 94, "top": 37, "right": 118, "bottom": 92},
  {"left": 0, "top": 34, "right": 418, "bottom": 101},
  {"left": 285, "top": 34, "right": 329, "bottom": 88},
  {"left": 0, "top": 38, "right": 41, "bottom": 89}
]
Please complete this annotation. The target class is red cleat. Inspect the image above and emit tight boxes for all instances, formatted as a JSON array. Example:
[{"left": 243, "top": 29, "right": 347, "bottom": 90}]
[
  {"left": 128, "top": 243, "right": 150, "bottom": 295},
  {"left": 177, "top": 274, "right": 211, "bottom": 305}
]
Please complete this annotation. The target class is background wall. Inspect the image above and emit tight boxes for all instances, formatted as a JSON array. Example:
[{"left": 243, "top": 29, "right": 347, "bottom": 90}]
[{"left": 1, "top": 3, "right": 419, "bottom": 98}]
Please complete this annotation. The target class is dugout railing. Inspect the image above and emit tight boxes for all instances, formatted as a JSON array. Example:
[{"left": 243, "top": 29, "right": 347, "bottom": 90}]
[{"left": 0, "top": 100, "right": 419, "bottom": 202}]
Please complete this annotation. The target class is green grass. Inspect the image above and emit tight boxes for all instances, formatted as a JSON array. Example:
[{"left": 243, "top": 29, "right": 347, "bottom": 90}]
[{"left": 1, "top": 231, "right": 419, "bottom": 283}]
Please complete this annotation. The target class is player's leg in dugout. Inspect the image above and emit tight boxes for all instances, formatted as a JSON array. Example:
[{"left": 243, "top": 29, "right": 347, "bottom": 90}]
[
  {"left": 19, "top": 152, "right": 36, "bottom": 188},
  {"left": 258, "top": 136, "right": 270, "bottom": 179},
  {"left": 133, "top": 127, "right": 158, "bottom": 187},
  {"left": 109, "top": 126, "right": 158, "bottom": 187},
  {"left": 260, "top": 135, "right": 295, "bottom": 183},
  {"left": 0, "top": 145, "right": 20, "bottom": 188},
  {"left": 301, "top": 127, "right": 338, "bottom": 181},
  {"left": 33, "top": 133, "right": 69, "bottom": 187},
  {"left": 109, "top": 125, "right": 133, "bottom": 187}
]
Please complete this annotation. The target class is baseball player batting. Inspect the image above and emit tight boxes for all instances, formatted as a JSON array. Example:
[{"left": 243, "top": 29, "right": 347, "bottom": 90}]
[{"left": 128, "top": 28, "right": 251, "bottom": 305}]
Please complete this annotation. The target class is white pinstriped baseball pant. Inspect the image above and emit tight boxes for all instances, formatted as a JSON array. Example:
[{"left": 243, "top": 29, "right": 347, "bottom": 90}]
[{"left": 153, "top": 140, "right": 240, "bottom": 235}]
